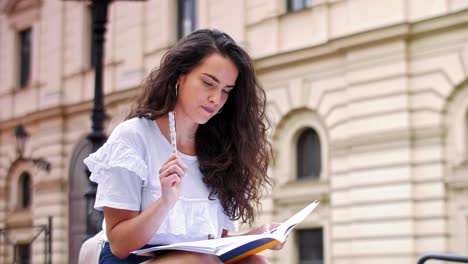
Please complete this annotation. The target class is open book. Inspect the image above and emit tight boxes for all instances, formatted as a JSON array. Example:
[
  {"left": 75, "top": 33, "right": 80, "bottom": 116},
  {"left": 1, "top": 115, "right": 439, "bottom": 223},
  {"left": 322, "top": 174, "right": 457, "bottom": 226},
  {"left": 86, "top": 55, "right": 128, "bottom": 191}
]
[{"left": 132, "top": 200, "right": 319, "bottom": 263}]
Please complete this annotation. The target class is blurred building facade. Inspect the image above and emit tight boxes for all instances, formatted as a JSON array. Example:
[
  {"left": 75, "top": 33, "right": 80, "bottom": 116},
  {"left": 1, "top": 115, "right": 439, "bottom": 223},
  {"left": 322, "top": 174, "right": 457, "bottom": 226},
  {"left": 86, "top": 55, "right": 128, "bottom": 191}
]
[{"left": 1, "top": 0, "right": 468, "bottom": 263}]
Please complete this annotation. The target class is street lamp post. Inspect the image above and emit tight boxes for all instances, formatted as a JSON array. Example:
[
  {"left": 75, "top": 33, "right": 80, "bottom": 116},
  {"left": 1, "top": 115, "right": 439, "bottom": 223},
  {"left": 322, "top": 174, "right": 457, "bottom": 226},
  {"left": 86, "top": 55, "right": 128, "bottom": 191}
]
[
  {"left": 65, "top": 0, "right": 146, "bottom": 239},
  {"left": 84, "top": 0, "right": 110, "bottom": 238}
]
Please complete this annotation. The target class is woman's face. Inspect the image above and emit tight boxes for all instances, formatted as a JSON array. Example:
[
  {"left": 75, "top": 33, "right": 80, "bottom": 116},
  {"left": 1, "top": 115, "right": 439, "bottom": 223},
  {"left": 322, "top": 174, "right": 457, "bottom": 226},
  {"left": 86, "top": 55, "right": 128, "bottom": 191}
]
[{"left": 176, "top": 52, "right": 239, "bottom": 125}]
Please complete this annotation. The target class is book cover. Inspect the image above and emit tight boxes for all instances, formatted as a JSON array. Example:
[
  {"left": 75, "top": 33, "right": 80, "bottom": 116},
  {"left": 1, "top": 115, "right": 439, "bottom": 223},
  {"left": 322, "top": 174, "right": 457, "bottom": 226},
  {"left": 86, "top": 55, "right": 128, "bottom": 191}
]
[{"left": 132, "top": 200, "right": 319, "bottom": 263}]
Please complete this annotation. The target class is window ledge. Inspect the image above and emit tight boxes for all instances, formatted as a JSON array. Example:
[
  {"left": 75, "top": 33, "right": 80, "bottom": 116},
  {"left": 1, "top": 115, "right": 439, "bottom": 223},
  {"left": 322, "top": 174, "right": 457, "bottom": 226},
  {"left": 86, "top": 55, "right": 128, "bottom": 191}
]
[
  {"left": 273, "top": 179, "right": 329, "bottom": 205},
  {"left": 11, "top": 81, "right": 43, "bottom": 93},
  {"left": 14, "top": 83, "right": 32, "bottom": 91},
  {"left": 6, "top": 208, "right": 33, "bottom": 227}
]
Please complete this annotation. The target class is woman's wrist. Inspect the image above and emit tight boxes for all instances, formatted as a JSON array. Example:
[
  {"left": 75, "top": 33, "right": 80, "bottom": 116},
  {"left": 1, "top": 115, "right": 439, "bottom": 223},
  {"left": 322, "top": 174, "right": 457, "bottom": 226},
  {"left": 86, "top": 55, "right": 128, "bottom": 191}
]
[{"left": 156, "top": 198, "right": 173, "bottom": 213}]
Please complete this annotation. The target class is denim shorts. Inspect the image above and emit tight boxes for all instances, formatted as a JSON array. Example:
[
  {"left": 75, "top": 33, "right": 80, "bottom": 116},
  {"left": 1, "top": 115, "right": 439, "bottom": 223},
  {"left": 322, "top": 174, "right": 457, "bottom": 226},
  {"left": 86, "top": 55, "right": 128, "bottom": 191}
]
[{"left": 99, "top": 242, "right": 167, "bottom": 264}]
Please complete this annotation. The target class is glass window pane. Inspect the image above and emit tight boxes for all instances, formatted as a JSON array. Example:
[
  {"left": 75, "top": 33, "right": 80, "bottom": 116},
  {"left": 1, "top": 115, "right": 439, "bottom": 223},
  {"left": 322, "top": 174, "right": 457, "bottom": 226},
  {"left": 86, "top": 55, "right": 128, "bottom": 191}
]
[
  {"left": 288, "top": 0, "right": 313, "bottom": 12},
  {"left": 465, "top": 109, "right": 468, "bottom": 159},
  {"left": 178, "top": 0, "right": 197, "bottom": 39},
  {"left": 298, "top": 229, "right": 323, "bottom": 264},
  {"left": 20, "top": 172, "right": 31, "bottom": 208},
  {"left": 19, "top": 28, "right": 32, "bottom": 88},
  {"left": 297, "top": 128, "right": 321, "bottom": 179},
  {"left": 17, "top": 244, "right": 31, "bottom": 264}
]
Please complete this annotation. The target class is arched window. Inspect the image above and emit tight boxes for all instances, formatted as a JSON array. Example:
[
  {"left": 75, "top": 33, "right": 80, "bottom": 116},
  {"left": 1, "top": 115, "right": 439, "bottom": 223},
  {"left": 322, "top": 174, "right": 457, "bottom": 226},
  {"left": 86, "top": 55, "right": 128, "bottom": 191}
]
[
  {"left": 18, "top": 28, "right": 32, "bottom": 88},
  {"left": 297, "top": 128, "right": 321, "bottom": 179},
  {"left": 465, "top": 109, "right": 468, "bottom": 158},
  {"left": 18, "top": 172, "right": 31, "bottom": 209},
  {"left": 68, "top": 139, "right": 93, "bottom": 263}
]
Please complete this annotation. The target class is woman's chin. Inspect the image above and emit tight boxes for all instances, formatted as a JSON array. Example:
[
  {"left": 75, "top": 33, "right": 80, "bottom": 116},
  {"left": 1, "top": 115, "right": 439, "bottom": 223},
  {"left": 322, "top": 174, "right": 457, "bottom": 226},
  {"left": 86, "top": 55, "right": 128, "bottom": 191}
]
[
  {"left": 197, "top": 112, "right": 216, "bottom": 124},
  {"left": 197, "top": 118, "right": 211, "bottom": 125}
]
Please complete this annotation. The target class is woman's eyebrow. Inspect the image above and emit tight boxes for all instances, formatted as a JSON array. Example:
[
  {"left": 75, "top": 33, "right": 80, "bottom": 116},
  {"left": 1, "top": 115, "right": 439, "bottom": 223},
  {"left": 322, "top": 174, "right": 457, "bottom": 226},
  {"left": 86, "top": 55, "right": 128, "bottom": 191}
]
[{"left": 202, "top": 73, "right": 235, "bottom": 88}]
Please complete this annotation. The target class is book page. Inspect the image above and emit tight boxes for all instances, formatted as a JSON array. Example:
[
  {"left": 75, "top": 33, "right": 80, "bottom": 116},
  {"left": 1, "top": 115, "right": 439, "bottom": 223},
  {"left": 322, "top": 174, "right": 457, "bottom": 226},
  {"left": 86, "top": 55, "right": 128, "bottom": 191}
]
[
  {"left": 132, "top": 235, "right": 252, "bottom": 255},
  {"left": 271, "top": 200, "right": 320, "bottom": 240},
  {"left": 218, "top": 200, "right": 320, "bottom": 263},
  {"left": 132, "top": 200, "right": 320, "bottom": 258}
]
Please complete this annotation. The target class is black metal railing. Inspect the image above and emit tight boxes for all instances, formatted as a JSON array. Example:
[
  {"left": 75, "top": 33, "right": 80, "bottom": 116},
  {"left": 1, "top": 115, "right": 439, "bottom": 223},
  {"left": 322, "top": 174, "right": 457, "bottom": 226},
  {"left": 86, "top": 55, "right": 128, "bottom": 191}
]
[
  {"left": 418, "top": 253, "right": 468, "bottom": 264},
  {"left": 0, "top": 216, "right": 52, "bottom": 264}
]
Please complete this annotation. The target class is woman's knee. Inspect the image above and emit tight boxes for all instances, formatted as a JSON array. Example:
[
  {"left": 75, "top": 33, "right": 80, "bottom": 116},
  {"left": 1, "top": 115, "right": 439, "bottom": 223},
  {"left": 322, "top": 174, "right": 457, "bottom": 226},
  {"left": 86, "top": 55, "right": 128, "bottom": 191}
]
[{"left": 238, "top": 255, "right": 269, "bottom": 264}]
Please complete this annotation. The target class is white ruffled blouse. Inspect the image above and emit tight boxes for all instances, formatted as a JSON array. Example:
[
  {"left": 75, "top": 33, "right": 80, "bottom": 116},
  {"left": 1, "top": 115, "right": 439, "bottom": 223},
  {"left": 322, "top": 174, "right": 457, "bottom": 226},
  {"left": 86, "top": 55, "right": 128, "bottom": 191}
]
[{"left": 83, "top": 117, "right": 238, "bottom": 245}]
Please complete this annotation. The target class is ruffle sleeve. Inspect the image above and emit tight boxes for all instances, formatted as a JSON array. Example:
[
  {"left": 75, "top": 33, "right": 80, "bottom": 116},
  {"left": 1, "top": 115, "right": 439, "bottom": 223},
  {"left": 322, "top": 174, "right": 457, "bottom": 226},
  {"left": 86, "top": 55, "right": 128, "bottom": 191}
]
[{"left": 84, "top": 138, "right": 149, "bottom": 187}]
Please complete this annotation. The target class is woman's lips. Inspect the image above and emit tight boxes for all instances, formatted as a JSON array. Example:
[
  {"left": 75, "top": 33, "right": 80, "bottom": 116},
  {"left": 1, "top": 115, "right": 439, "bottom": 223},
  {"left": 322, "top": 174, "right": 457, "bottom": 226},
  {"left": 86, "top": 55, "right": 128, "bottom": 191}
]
[{"left": 201, "top": 106, "right": 215, "bottom": 113}]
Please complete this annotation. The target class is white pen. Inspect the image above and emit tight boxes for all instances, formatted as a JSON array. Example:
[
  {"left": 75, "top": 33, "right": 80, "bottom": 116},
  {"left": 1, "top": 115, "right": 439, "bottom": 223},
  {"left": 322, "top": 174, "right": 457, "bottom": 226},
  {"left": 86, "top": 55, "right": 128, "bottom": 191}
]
[{"left": 168, "top": 111, "right": 178, "bottom": 155}]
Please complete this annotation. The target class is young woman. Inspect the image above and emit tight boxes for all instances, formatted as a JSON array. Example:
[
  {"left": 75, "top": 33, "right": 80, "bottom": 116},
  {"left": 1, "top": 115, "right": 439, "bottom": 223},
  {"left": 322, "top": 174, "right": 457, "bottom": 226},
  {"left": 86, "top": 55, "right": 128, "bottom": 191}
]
[{"left": 84, "top": 28, "right": 280, "bottom": 264}]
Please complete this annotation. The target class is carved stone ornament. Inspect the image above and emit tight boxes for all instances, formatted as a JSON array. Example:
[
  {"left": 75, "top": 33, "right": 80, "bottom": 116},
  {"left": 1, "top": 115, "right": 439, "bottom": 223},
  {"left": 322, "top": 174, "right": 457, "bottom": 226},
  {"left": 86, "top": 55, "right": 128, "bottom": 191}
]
[{"left": 2, "top": 0, "right": 43, "bottom": 31}]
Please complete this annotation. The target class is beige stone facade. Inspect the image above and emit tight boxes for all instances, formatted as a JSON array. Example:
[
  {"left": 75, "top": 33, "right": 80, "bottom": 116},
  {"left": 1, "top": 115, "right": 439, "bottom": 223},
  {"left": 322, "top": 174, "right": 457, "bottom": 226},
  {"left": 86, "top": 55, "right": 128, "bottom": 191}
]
[{"left": 1, "top": 0, "right": 468, "bottom": 263}]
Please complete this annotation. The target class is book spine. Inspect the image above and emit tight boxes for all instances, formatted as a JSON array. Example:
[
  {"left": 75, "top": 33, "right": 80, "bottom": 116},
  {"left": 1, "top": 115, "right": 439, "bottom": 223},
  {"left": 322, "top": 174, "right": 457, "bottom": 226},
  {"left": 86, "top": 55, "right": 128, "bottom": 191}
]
[{"left": 220, "top": 238, "right": 281, "bottom": 264}]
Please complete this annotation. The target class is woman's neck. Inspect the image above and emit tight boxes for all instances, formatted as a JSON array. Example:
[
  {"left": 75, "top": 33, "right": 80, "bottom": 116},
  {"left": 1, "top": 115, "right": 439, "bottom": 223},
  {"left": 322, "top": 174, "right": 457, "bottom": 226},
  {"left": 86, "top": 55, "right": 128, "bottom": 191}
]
[{"left": 156, "top": 113, "right": 198, "bottom": 156}]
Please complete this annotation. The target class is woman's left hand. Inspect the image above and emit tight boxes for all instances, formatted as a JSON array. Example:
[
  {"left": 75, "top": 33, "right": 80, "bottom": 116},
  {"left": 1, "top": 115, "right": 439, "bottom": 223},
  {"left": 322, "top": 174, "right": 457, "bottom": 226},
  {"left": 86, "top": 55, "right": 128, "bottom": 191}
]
[{"left": 246, "top": 223, "right": 286, "bottom": 250}]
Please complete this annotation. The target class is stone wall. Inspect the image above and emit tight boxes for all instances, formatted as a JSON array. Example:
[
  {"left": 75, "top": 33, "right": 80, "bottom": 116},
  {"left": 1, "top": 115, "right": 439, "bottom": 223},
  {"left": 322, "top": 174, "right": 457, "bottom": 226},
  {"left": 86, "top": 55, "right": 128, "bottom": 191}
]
[{"left": 1, "top": 0, "right": 468, "bottom": 263}]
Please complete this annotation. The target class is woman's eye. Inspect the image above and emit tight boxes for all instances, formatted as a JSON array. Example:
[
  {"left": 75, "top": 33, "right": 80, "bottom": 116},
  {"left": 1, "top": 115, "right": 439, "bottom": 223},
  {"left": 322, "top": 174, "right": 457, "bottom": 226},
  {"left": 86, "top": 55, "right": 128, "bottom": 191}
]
[
  {"left": 203, "top": 81, "right": 213, "bottom": 87},
  {"left": 223, "top": 89, "right": 231, "bottom": 94}
]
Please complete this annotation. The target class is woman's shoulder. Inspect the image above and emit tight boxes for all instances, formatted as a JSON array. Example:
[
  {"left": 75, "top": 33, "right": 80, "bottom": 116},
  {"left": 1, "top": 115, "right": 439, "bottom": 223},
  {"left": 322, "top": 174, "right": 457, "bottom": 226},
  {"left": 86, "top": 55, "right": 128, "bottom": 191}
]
[
  {"left": 111, "top": 117, "right": 152, "bottom": 135},
  {"left": 107, "top": 117, "right": 153, "bottom": 144}
]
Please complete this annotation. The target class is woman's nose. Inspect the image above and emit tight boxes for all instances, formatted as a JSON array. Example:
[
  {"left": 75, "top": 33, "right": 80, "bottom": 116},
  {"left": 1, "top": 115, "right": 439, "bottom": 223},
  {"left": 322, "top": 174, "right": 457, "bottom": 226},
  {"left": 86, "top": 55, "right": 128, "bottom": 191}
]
[{"left": 209, "top": 89, "right": 222, "bottom": 105}]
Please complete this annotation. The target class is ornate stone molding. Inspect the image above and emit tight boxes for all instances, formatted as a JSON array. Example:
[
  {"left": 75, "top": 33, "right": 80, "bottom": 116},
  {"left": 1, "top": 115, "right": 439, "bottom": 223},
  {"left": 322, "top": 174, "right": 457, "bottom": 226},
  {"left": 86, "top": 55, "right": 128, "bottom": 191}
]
[
  {"left": 255, "top": 10, "right": 468, "bottom": 71},
  {"left": 6, "top": 208, "right": 33, "bottom": 228},
  {"left": 3, "top": 0, "right": 43, "bottom": 31}
]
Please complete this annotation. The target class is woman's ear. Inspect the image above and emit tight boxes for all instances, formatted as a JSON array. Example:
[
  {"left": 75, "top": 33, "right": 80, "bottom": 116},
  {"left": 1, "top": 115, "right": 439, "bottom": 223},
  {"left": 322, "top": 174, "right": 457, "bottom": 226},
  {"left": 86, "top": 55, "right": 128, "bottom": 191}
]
[{"left": 177, "top": 75, "right": 186, "bottom": 87}]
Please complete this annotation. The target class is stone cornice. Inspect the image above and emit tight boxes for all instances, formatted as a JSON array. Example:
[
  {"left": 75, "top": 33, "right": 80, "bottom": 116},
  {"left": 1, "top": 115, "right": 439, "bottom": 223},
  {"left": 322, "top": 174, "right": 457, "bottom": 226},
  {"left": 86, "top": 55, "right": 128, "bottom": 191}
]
[
  {"left": 255, "top": 9, "right": 468, "bottom": 72},
  {"left": 3, "top": 0, "right": 43, "bottom": 14},
  {"left": 3, "top": 0, "right": 43, "bottom": 31},
  {"left": 0, "top": 88, "right": 139, "bottom": 131}
]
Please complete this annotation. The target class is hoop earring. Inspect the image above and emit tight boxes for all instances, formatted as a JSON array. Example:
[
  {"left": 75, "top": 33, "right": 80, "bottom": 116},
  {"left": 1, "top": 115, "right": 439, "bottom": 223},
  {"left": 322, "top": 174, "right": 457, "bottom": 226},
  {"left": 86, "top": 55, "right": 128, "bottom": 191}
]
[{"left": 175, "top": 83, "right": 179, "bottom": 97}]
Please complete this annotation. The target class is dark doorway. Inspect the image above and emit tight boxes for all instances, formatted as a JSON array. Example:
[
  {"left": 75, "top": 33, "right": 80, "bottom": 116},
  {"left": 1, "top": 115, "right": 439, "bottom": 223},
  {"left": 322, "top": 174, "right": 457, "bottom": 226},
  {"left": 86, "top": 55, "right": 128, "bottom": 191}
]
[{"left": 68, "top": 139, "right": 93, "bottom": 264}]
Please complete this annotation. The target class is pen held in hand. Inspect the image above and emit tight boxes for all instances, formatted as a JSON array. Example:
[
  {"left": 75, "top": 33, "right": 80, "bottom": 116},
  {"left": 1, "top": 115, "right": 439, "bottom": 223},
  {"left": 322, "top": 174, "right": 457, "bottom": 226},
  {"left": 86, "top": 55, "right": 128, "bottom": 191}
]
[
  {"left": 169, "top": 111, "right": 178, "bottom": 155},
  {"left": 169, "top": 111, "right": 178, "bottom": 187}
]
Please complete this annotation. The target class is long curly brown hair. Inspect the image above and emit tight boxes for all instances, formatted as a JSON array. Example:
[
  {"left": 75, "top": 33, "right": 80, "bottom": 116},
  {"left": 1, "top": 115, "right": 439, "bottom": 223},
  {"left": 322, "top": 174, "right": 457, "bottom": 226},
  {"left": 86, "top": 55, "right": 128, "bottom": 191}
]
[{"left": 126, "top": 29, "right": 272, "bottom": 225}]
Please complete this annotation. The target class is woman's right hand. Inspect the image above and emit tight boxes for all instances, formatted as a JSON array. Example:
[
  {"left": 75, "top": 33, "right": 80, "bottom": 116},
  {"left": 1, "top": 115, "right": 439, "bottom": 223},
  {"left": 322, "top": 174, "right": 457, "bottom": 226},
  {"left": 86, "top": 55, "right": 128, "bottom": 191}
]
[{"left": 158, "top": 154, "right": 187, "bottom": 208}]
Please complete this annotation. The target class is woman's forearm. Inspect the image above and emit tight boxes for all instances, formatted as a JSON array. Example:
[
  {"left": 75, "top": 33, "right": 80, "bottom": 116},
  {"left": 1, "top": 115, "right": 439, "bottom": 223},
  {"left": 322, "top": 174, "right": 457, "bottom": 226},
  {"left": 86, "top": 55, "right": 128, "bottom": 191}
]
[{"left": 106, "top": 199, "right": 171, "bottom": 259}]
